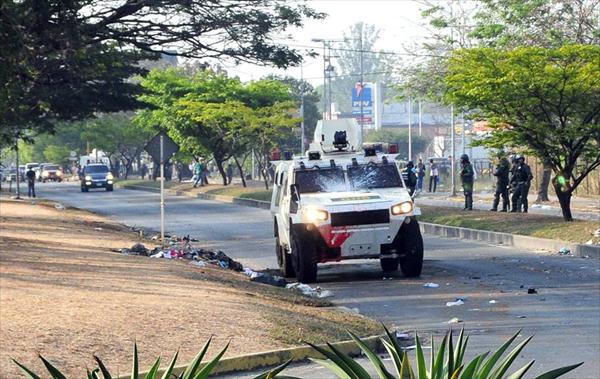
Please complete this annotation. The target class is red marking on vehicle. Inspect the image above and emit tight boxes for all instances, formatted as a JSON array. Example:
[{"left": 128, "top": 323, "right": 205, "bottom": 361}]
[{"left": 318, "top": 225, "right": 352, "bottom": 248}]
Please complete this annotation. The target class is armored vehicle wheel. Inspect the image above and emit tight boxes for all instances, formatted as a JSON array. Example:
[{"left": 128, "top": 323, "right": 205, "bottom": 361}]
[
  {"left": 291, "top": 231, "right": 318, "bottom": 283},
  {"left": 380, "top": 257, "right": 399, "bottom": 272},
  {"left": 398, "top": 217, "right": 424, "bottom": 277},
  {"left": 276, "top": 237, "right": 294, "bottom": 278}
]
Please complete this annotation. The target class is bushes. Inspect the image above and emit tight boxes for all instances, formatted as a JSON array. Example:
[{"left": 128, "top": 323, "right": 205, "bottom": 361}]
[{"left": 13, "top": 327, "right": 583, "bottom": 378}]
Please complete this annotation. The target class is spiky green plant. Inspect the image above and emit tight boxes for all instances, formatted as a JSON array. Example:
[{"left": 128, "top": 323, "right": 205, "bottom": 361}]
[
  {"left": 12, "top": 338, "right": 298, "bottom": 379},
  {"left": 309, "top": 326, "right": 583, "bottom": 379}
]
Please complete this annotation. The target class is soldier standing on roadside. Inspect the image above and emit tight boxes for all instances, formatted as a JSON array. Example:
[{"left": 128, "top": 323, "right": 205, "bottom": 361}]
[
  {"left": 490, "top": 156, "right": 510, "bottom": 212},
  {"left": 511, "top": 155, "right": 533, "bottom": 213},
  {"left": 510, "top": 155, "right": 533, "bottom": 213},
  {"left": 459, "top": 154, "right": 474, "bottom": 210}
]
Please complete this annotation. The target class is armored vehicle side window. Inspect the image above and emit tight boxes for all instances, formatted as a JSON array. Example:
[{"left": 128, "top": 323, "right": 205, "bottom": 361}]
[
  {"left": 295, "top": 167, "right": 346, "bottom": 193},
  {"left": 347, "top": 164, "right": 403, "bottom": 189}
]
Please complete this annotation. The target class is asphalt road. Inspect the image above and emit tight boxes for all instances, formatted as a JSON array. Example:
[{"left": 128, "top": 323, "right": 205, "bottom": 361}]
[{"left": 33, "top": 182, "right": 600, "bottom": 378}]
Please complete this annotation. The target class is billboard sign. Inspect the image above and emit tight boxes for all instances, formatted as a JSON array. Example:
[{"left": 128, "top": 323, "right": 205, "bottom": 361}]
[{"left": 352, "top": 82, "right": 373, "bottom": 116}]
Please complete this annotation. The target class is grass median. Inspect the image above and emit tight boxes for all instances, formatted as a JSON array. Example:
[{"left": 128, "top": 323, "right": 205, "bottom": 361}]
[{"left": 417, "top": 204, "right": 599, "bottom": 244}]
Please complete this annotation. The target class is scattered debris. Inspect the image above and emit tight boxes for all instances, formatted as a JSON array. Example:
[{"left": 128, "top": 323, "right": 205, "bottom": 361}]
[
  {"left": 516, "top": 315, "right": 527, "bottom": 318},
  {"left": 558, "top": 247, "right": 571, "bottom": 255},
  {"left": 594, "top": 229, "right": 600, "bottom": 238},
  {"left": 94, "top": 227, "right": 103, "bottom": 231},
  {"left": 54, "top": 203, "right": 65, "bottom": 210},
  {"left": 469, "top": 276, "right": 481, "bottom": 280},
  {"left": 446, "top": 298, "right": 465, "bottom": 307},
  {"left": 527, "top": 288, "right": 538, "bottom": 294},
  {"left": 489, "top": 300, "right": 497, "bottom": 304},
  {"left": 423, "top": 282, "right": 440, "bottom": 288},
  {"left": 447, "top": 317, "right": 463, "bottom": 324},
  {"left": 395, "top": 332, "right": 411, "bottom": 340},
  {"left": 189, "top": 260, "right": 206, "bottom": 268},
  {"left": 286, "top": 283, "right": 333, "bottom": 298},
  {"left": 250, "top": 274, "right": 287, "bottom": 287}
]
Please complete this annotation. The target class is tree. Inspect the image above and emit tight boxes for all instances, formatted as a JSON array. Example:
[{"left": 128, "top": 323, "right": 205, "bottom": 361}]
[
  {"left": 0, "top": 0, "right": 322, "bottom": 147},
  {"left": 266, "top": 75, "right": 321, "bottom": 150},
  {"left": 139, "top": 69, "right": 298, "bottom": 186},
  {"left": 445, "top": 45, "right": 600, "bottom": 221},
  {"left": 328, "top": 23, "right": 396, "bottom": 114}
]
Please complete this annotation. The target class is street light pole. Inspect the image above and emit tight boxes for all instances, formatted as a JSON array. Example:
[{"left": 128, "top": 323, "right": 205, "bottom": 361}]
[
  {"left": 359, "top": 24, "right": 364, "bottom": 142},
  {"left": 408, "top": 97, "right": 412, "bottom": 162},
  {"left": 300, "top": 63, "right": 306, "bottom": 153}
]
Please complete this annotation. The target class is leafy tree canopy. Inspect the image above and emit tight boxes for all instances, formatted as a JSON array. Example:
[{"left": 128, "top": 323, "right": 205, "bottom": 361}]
[
  {"left": 445, "top": 45, "right": 600, "bottom": 220},
  {"left": 0, "top": 0, "right": 322, "bottom": 146}
]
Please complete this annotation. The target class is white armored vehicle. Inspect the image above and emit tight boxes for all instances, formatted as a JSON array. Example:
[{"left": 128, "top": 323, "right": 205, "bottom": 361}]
[{"left": 270, "top": 119, "right": 424, "bottom": 283}]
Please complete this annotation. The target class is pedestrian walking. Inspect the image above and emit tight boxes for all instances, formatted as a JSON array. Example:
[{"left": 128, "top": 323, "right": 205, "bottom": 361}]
[
  {"left": 416, "top": 158, "right": 425, "bottom": 192},
  {"left": 402, "top": 161, "right": 418, "bottom": 196},
  {"left": 459, "top": 154, "right": 474, "bottom": 210},
  {"left": 176, "top": 162, "right": 183, "bottom": 182},
  {"left": 428, "top": 159, "right": 439, "bottom": 192},
  {"left": 26, "top": 167, "right": 36, "bottom": 198},
  {"left": 490, "top": 156, "right": 510, "bottom": 212},
  {"left": 226, "top": 163, "right": 234, "bottom": 185},
  {"left": 140, "top": 163, "right": 148, "bottom": 180},
  {"left": 193, "top": 159, "right": 204, "bottom": 187},
  {"left": 510, "top": 155, "right": 533, "bottom": 213}
]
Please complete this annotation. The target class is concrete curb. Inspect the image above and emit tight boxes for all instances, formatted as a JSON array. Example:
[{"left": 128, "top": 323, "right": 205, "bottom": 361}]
[
  {"left": 419, "top": 222, "right": 600, "bottom": 259},
  {"left": 118, "top": 335, "right": 383, "bottom": 379},
  {"left": 119, "top": 184, "right": 599, "bottom": 259}
]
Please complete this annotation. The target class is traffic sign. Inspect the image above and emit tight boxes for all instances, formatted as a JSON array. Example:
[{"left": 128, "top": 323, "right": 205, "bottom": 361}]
[{"left": 144, "top": 131, "right": 179, "bottom": 162}]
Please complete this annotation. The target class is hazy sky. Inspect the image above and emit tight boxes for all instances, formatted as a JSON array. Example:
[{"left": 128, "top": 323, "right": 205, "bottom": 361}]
[{"left": 217, "top": 0, "right": 432, "bottom": 85}]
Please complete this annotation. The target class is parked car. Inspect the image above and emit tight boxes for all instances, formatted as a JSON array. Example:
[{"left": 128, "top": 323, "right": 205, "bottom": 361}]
[{"left": 80, "top": 164, "right": 114, "bottom": 192}]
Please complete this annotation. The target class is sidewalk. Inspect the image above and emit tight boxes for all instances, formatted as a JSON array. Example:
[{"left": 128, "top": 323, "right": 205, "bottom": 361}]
[{"left": 415, "top": 191, "right": 600, "bottom": 221}]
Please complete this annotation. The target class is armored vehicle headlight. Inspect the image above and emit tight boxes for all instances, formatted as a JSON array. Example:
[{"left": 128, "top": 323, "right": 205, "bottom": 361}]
[
  {"left": 391, "top": 201, "right": 413, "bottom": 215},
  {"left": 305, "top": 208, "right": 329, "bottom": 222}
]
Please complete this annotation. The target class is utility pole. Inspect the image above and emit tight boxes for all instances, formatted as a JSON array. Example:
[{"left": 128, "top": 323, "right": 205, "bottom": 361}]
[
  {"left": 450, "top": 0, "right": 456, "bottom": 197},
  {"left": 300, "top": 63, "right": 306, "bottom": 153},
  {"left": 418, "top": 100, "right": 422, "bottom": 137},
  {"left": 408, "top": 97, "right": 412, "bottom": 162},
  {"left": 461, "top": 111, "right": 466, "bottom": 155},
  {"left": 359, "top": 24, "right": 364, "bottom": 142}
]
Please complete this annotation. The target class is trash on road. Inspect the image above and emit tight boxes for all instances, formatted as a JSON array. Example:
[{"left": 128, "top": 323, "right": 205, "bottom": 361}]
[
  {"left": 189, "top": 260, "right": 206, "bottom": 268},
  {"left": 516, "top": 315, "right": 527, "bottom": 318},
  {"left": 489, "top": 300, "right": 497, "bottom": 304},
  {"left": 446, "top": 298, "right": 466, "bottom": 307},
  {"left": 286, "top": 282, "right": 334, "bottom": 298},
  {"left": 447, "top": 317, "right": 463, "bottom": 324},
  {"left": 250, "top": 274, "right": 287, "bottom": 287},
  {"left": 423, "top": 282, "right": 439, "bottom": 288},
  {"left": 558, "top": 247, "right": 571, "bottom": 255},
  {"left": 527, "top": 288, "right": 538, "bottom": 294},
  {"left": 395, "top": 332, "right": 411, "bottom": 340},
  {"left": 54, "top": 203, "right": 65, "bottom": 210}
]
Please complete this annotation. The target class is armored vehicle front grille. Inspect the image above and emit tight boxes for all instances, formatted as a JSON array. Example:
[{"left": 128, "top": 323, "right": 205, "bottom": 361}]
[{"left": 330, "top": 209, "right": 390, "bottom": 227}]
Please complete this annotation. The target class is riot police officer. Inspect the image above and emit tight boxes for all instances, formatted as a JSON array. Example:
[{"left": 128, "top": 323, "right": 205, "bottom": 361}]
[
  {"left": 459, "top": 154, "right": 474, "bottom": 210},
  {"left": 491, "top": 156, "right": 510, "bottom": 212},
  {"left": 510, "top": 155, "right": 533, "bottom": 213}
]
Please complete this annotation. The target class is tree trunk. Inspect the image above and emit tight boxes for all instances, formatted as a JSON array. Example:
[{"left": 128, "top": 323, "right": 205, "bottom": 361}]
[
  {"left": 214, "top": 158, "right": 228, "bottom": 185},
  {"left": 553, "top": 180, "right": 573, "bottom": 221},
  {"left": 254, "top": 151, "right": 269, "bottom": 190},
  {"left": 233, "top": 156, "right": 246, "bottom": 187},
  {"left": 536, "top": 164, "right": 551, "bottom": 202}
]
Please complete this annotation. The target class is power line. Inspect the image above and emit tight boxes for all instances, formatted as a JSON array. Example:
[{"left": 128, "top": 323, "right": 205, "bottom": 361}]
[{"left": 272, "top": 40, "right": 448, "bottom": 58}]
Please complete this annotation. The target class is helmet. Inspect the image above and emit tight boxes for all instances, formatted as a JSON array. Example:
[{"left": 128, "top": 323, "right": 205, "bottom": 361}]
[
  {"left": 406, "top": 161, "right": 414, "bottom": 168},
  {"left": 460, "top": 154, "right": 469, "bottom": 162},
  {"left": 515, "top": 154, "right": 523, "bottom": 161}
]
